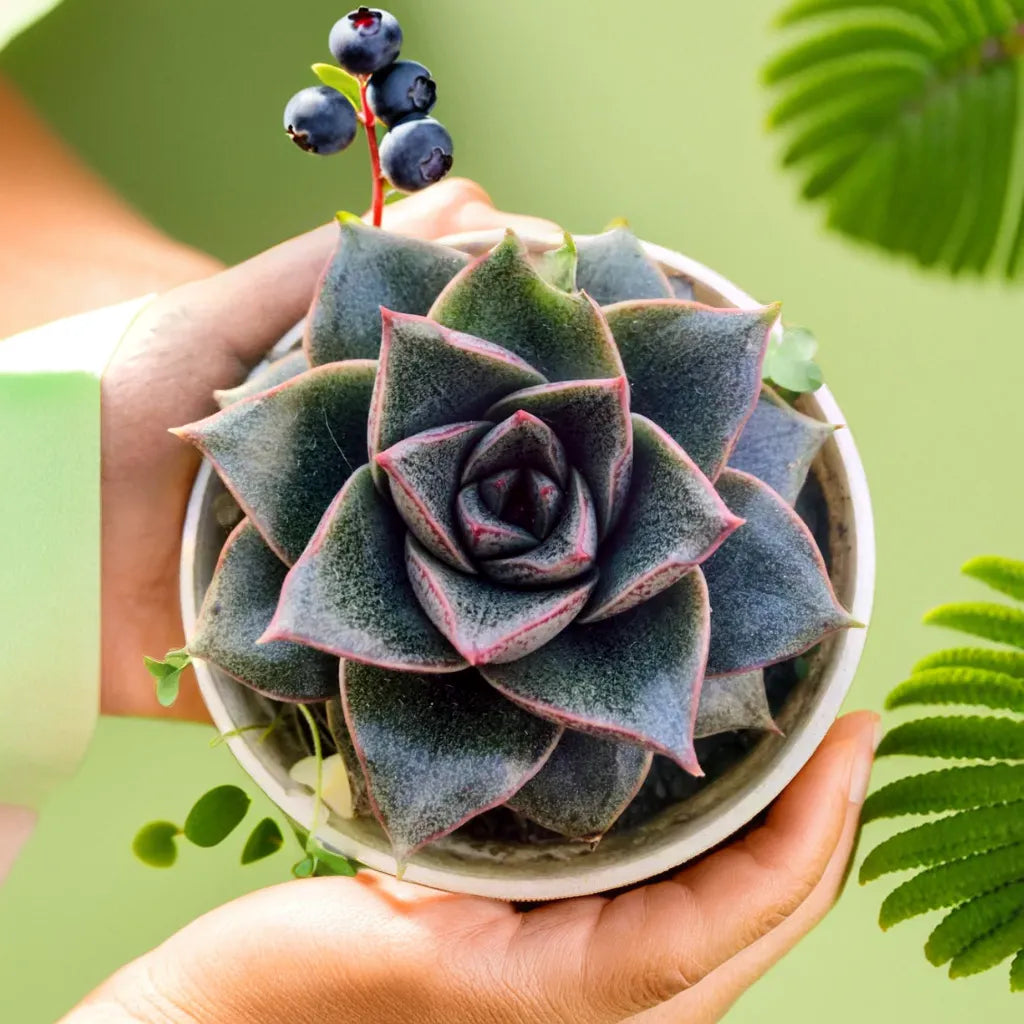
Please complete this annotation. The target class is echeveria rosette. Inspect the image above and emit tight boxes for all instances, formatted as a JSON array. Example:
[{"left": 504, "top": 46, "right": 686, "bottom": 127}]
[{"left": 177, "top": 221, "right": 855, "bottom": 862}]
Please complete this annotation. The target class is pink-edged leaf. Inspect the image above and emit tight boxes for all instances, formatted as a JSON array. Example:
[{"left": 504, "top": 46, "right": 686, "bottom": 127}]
[
  {"left": 455, "top": 483, "right": 536, "bottom": 559},
  {"left": 694, "top": 670, "right": 777, "bottom": 739},
  {"left": 376, "top": 421, "right": 490, "bottom": 573},
  {"left": 406, "top": 537, "right": 596, "bottom": 665},
  {"left": 189, "top": 521, "right": 337, "bottom": 702},
  {"left": 174, "top": 361, "right": 376, "bottom": 565},
  {"left": 487, "top": 376, "right": 633, "bottom": 537},
  {"left": 461, "top": 410, "right": 569, "bottom": 488},
  {"left": 705, "top": 469, "right": 855, "bottom": 675},
  {"left": 481, "top": 571, "right": 712, "bottom": 773},
  {"left": 575, "top": 228, "right": 673, "bottom": 306},
  {"left": 478, "top": 467, "right": 521, "bottom": 517},
  {"left": 581, "top": 415, "right": 742, "bottom": 623},
  {"left": 604, "top": 301, "right": 778, "bottom": 479},
  {"left": 430, "top": 230, "right": 624, "bottom": 382},
  {"left": 264, "top": 465, "right": 465, "bottom": 672},
  {"left": 521, "top": 469, "right": 565, "bottom": 538},
  {"left": 305, "top": 217, "right": 468, "bottom": 365},
  {"left": 479, "top": 469, "right": 597, "bottom": 586},
  {"left": 728, "top": 387, "right": 835, "bottom": 505},
  {"left": 214, "top": 350, "right": 309, "bottom": 409},
  {"left": 341, "top": 662, "right": 561, "bottom": 862},
  {"left": 368, "top": 311, "right": 545, "bottom": 486},
  {"left": 506, "top": 729, "right": 652, "bottom": 840}
]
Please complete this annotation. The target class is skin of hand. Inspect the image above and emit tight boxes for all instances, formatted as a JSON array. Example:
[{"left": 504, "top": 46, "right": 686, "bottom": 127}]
[{"left": 65, "top": 711, "right": 879, "bottom": 1024}]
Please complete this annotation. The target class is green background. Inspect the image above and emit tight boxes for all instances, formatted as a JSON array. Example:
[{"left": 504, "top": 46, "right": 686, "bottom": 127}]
[{"left": 2, "top": 0, "right": 1022, "bottom": 1020}]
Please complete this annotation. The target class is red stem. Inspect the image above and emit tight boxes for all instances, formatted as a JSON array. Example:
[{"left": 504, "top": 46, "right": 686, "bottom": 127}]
[{"left": 358, "top": 76, "right": 384, "bottom": 228}]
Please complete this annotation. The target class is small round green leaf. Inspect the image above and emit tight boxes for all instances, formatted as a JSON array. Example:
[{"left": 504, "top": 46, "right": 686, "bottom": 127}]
[
  {"left": 763, "top": 325, "right": 823, "bottom": 393},
  {"left": 183, "top": 785, "right": 251, "bottom": 848},
  {"left": 292, "top": 855, "right": 316, "bottom": 878},
  {"left": 155, "top": 669, "right": 182, "bottom": 708},
  {"left": 132, "top": 821, "right": 180, "bottom": 868},
  {"left": 240, "top": 818, "right": 284, "bottom": 865},
  {"left": 310, "top": 841, "right": 359, "bottom": 877}
]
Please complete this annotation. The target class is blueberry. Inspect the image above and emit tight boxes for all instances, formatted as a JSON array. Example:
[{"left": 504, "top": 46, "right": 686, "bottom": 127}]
[
  {"left": 329, "top": 7, "right": 402, "bottom": 75},
  {"left": 380, "top": 116, "right": 454, "bottom": 192},
  {"left": 367, "top": 60, "right": 437, "bottom": 128},
  {"left": 283, "top": 86, "right": 358, "bottom": 155}
]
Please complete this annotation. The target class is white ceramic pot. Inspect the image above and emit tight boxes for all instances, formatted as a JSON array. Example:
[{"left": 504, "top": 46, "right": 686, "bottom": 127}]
[{"left": 180, "top": 230, "right": 875, "bottom": 901}]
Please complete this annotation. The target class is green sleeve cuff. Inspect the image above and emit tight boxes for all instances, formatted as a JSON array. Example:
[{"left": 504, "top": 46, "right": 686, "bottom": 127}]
[{"left": 0, "top": 296, "right": 154, "bottom": 807}]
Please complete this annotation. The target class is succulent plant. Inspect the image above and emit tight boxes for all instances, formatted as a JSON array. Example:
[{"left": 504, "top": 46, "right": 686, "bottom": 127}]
[{"left": 175, "top": 220, "right": 855, "bottom": 863}]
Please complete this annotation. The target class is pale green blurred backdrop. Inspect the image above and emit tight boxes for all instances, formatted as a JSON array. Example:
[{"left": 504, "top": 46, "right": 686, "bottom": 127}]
[{"left": 2, "top": 0, "right": 1022, "bottom": 1020}]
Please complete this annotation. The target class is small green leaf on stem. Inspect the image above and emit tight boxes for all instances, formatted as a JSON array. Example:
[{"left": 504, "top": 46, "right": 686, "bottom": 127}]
[
  {"left": 603, "top": 216, "right": 631, "bottom": 231},
  {"left": 763, "top": 324, "right": 824, "bottom": 394},
  {"left": 132, "top": 821, "right": 180, "bottom": 868},
  {"left": 312, "top": 63, "right": 362, "bottom": 108},
  {"left": 144, "top": 647, "right": 191, "bottom": 707},
  {"left": 310, "top": 839, "right": 359, "bottom": 876},
  {"left": 292, "top": 855, "right": 316, "bottom": 878},
  {"left": 183, "top": 785, "right": 251, "bottom": 848},
  {"left": 241, "top": 818, "right": 285, "bottom": 865},
  {"left": 538, "top": 232, "right": 578, "bottom": 292}
]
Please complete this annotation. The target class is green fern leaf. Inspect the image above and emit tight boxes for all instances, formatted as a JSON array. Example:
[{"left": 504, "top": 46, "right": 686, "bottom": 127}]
[
  {"left": 913, "top": 647, "right": 1024, "bottom": 679},
  {"left": 885, "top": 668, "right": 1024, "bottom": 713},
  {"left": 776, "top": 0, "right": 986, "bottom": 39},
  {"left": 1012, "top": 949, "right": 1024, "bottom": 991},
  {"left": 860, "top": 801, "right": 1024, "bottom": 882},
  {"left": 949, "top": 909, "right": 1024, "bottom": 978},
  {"left": 924, "top": 884, "right": 1024, "bottom": 966},
  {"left": 879, "top": 842, "right": 1024, "bottom": 928},
  {"left": 864, "top": 764, "right": 1024, "bottom": 822},
  {"left": 876, "top": 716, "right": 1024, "bottom": 760},
  {"left": 923, "top": 602, "right": 1024, "bottom": 650},
  {"left": 962, "top": 556, "right": 1024, "bottom": 603}
]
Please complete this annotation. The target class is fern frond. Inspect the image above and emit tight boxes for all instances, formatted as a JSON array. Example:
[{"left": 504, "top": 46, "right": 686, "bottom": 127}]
[
  {"left": 949, "top": 909, "right": 1024, "bottom": 977},
  {"left": 913, "top": 647, "right": 1024, "bottom": 679},
  {"left": 879, "top": 843, "right": 1024, "bottom": 927},
  {"left": 924, "top": 884, "right": 1024, "bottom": 966},
  {"left": 886, "top": 668, "right": 1024, "bottom": 713},
  {"left": 859, "top": 801, "right": 1024, "bottom": 882},
  {"left": 776, "top": 0, "right": 967, "bottom": 37},
  {"left": 962, "top": 556, "right": 1024, "bottom": 603},
  {"left": 923, "top": 603, "right": 1024, "bottom": 650},
  {"left": 1012, "top": 949, "right": 1024, "bottom": 991},
  {"left": 863, "top": 764, "right": 1024, "bottom": 822},
  {"left": 876, "top": 716, "right": 1024, "bottom": 760}
]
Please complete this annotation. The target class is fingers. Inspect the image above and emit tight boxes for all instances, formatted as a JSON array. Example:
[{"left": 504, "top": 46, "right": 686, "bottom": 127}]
[{"left": 578, "top": 711, "right": 880, "bottom": 1021}]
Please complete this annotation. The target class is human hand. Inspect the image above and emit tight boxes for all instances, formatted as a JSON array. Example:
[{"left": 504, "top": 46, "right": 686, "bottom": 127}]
[
  {"left": 65, "top": 712, "right": 878, "bottom": 1024},
  {"left": 100, "top": 180, "right": 559, "bottom": 722}
]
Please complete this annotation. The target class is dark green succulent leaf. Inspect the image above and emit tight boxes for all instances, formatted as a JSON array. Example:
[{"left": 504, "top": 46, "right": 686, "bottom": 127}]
[
  {"left": 406, "top": 537, "right": 596, "bottom": 665},
  {"left": 704, "top": 470, "right": 853, "bottom": 675},
  {"left": 132, "top": 821, "right": 180, "bottom": 868},
  {"left": 876, "top": 716, "right": 1024, "bottom": 761},
  {"left": 507, "top": 730, "right": 652, "bottom": 840},
  {"left": 265, "top": 466, "right": 465, "bottom": 672},
  {"left": 306, "top": 217, "right": 468, "bottom": 364},
  {"left": 479, "top": 470, "right": 597, "bottom": 586},
  {"left": 864, "top": 764, "right": 1024, "bottom": 824},
  {"left": 582, "top": 415, "right": 741, "bottom": 623},
  {"left": 241, "top": 817, "right": 285, "bottom": 865},
  {"left": 481, "top": 571, "right": 711, "bottom": 773},
  {"left": 604, "top": 302, "right": 777, "bottom": 480},
  {"left": 189, "top": 521, "right": 339, "bottom": 701},
  {"left": 913, "top": 646, "right": 1024, "bottom": 679},
  {"left": 376, "top": 421, "right": 491, "bottom": 573},
  {"left": 536, "top": 232, "right": 578, "bottom": 292},
  {"left": 930, "top": 885, "right": 1024, "bottom": 971},
  {"left": 214, "top": 350, "right": 309, "bottom": 409},
  {"left": 924, "top": 601, "right": 1024, "bottom": 649},
  {"left": 521, "top": 470, "right": 565, "bottom": 538},
  {"left": 962, "top": 556, "right": 1024, "bottom": 603},
  {"left": 695, "top": 670, "right": 776, "bottom": 739},
  {"left": 430, "top": 230, "right": 624, "bottom": 382},
  {"left": 368, "top": 311, "right": 545, "bottom": 486},
  {"left": 886, "top": 667, "right": 1024, "bottom": 714},
  {"left": 762, "top": 325, "right": 824, "bottom": 394},
  {"left": 326, "top": 698, "right": 373, "bottom": 817},
  {"left": 574, "top": 228, "right": 673, "bottom": 305},
  {"left": 341, "top": 662, "right": 561, "bottom": 861},
  {"left": 175, "top": 361, "right": 376, "bottom": 565},
  {"left": 462, "top": 410, "right": 569, "bottom": 487},
  {"left": 487, "top": 376, "right": 633, "bottom": 537},
  {"left": 479, "top": 468, "right": 520, "bottom": 517},
  {"left": 456, "top": 483, "right": 536, "bottom": 559},
  {"left": 183, "top": 785, "right": 251, "bottom": 848},
  {"left": 728, "top": 387, "right": 834, "bottom": 504},
  {"left": 311, "top": 62, "right": 362, "bottom": 108}
]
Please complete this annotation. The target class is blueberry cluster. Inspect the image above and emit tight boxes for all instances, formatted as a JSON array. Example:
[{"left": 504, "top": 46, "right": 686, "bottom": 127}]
[{"left": 282, "top": 7, "right": 453, "bottom": 193}]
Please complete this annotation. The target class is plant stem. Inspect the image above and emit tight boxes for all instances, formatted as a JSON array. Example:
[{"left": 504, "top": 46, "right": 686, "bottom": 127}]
[
  {"left": 297, "top": 703, "right": 324, "bottom": 869},
  {"left": 358, "top": 76, "right": 384, "bottom": 227}
]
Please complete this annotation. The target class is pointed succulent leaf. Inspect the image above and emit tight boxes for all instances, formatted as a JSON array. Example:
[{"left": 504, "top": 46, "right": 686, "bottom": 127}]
[
  {"left": 604, "top": 301, "right": 777, "bottom": 479},
  {"left": 189, "top": 521, "right": 338, "bottom": 701},
  {"left": 326, "top": 698, "right": 373, "bottom": 818},
  {"left": 522, "top": 470, "right": 564, "bottom": 538},
  {"left": 728, "top": 387, "right": 834, "bottom": 504},
  {"left": 482, "top": 571, "right": 711, "bottom": 773},
  {"left": 175, "top": 361, "right": 376, "bottom": 565},
  {"left": 214, "top": 350, "right": 309, "bottom": 409},
  {"left": 341, "top": 662, "right": 561, "bottom": 861},
  {"left": 575, "top": 228, "right": 673, "bottom": 305},
  {"left": 368, "top": 312, "right": 545, "bottom": 485},
  {"left": 376, "top": 421, "right": 491, "bottom": 573},
  {"left": 704, "top": 470, "right": 852, "bottom": 675},
  {"left": 305, "top": 217, "right": 468, "bottom": 364},
  {"left": 480, "top": 470, "right": 598, "bottom": 586},
  {"left": 479, "top": 468, "right": 521, "bottom": 517},
  {"left": 536, "top": 232, "right": 578, "bottom": 292},
  {"left": 430, "top": 231, "right": 624, "bottom": 382},
  {"left": 582, "top": 415, "right": 741, "bottom": 622},
  {"left": 462, "top": 410, "right": 569, "bottom": 488},
  {"left": 507, "top": 730, "right": 652, "bottom": 840},
  {"left": 487, "top": 377, "right": 633, "bottom": 537},
  {"left": 406, "top": 537, "right": 596, "bottom": 665},
  {"left": 694, "top": 670, "right": 776, "bottom": 739},
  {"left": 456, "top": 484, "right": 536, "bottom": 559},
  {"left": 264, "top": 466, "right": 465, "bottom": 672}
]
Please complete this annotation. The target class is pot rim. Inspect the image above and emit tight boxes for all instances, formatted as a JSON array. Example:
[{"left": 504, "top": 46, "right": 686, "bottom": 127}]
[{"left": 181, "top": 229, "right": 875, "bottom": 901}]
